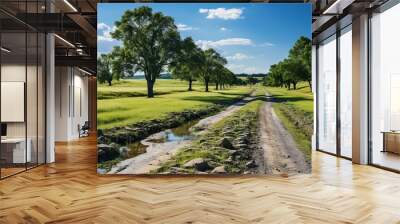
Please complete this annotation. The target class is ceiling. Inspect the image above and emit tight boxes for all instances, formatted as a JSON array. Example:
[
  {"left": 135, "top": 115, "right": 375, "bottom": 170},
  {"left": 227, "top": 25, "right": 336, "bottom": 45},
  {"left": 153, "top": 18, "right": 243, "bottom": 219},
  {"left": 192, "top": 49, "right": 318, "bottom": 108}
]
[{"left": 0, "top": 0, "right": 98, "bottom": 74}]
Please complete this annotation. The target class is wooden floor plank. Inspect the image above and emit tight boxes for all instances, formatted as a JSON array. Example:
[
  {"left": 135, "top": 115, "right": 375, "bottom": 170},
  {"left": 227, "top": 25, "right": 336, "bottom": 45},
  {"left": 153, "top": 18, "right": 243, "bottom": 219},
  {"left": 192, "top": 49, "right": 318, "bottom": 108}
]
[{"left": 0, "top": 136, "right": 400, "bottom": 223}]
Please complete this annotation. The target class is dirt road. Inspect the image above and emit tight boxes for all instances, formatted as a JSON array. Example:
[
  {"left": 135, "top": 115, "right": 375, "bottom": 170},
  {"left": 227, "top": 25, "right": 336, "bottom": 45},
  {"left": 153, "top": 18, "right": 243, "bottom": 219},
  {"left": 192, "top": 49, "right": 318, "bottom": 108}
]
[{"left": 258, "top": 95, "right": 311, "bottom": 175}]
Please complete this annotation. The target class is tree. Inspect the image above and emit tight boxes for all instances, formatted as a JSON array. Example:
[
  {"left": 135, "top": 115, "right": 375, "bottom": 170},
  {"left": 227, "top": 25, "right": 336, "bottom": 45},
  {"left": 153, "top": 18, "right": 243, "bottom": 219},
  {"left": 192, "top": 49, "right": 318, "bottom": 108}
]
[
  {"left": 170, "top": 37, "right": 201, "bottom": 91},
  {"left": 97, "top": 54, "right": 113, "bottom": 86},
  {"left": 288, "top": 36, "right": 311, "bottom": 88},
  {"left": 263, "top": 36, "right": 311, "bottom": 90},
  {"left": 111, "top": 6, "right": 181, "bottom": 97},
  {"left": 212, "top": 63, "right": 225, "bottom": 90},
  {"left": 109, "top": 46, "right": 134, "bottom": 80},
  {"left": 198, "top": 48, "right": 227, "bottom": 92},
  {"left": 247, "top": 76, "right": 259, "bottom": 86},
  {"left": 265, "top": 63, "right": 284, "bottom": 87},
  {"left": 281, "top": 58, "right": 305, "bottom": 90}
]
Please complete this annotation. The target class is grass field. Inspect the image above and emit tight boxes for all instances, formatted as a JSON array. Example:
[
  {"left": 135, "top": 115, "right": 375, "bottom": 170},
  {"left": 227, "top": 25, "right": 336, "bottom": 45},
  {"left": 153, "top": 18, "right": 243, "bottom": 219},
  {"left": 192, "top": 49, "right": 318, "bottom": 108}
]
[
  {"left": 98, "top": 79, "right": 252, "bottom": 129},
  {"left": 265, "top": 82, "right": 313, "bottom": 113},
  {"left": 265, "top": 82, "right": 313, "bottom": 161}
]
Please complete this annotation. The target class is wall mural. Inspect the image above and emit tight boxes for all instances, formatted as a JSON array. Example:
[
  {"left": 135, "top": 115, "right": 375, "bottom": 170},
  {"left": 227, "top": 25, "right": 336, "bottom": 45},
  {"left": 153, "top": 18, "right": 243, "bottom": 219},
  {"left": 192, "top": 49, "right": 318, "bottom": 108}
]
[{"left": 97, "top": 3, "right": 312, "bottom": 175}]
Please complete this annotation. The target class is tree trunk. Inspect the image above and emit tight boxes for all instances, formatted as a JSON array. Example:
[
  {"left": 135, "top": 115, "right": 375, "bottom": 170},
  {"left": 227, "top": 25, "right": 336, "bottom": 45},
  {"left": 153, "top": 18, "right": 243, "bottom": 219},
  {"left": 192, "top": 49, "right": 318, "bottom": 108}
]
[
  {"left": 188, "top": 79, "right": 193, "bottom": 91},
  {"left": 215, "top": 82, "right": 218, "bottom": 90},
  {"left": 293, "top": 82, "right": 297, "bottom": 90},
  {"left": 107, "top": 79, "right": 112, "bottom": 86},
  {"left": 308, "top": 80, "right": 312, "bottom": 89},
  {"left": 147, "top": 79, "right": 154, "bottom": 98},
  {"left": 205, "top": 78, "right": 209, "bottom": 92}
]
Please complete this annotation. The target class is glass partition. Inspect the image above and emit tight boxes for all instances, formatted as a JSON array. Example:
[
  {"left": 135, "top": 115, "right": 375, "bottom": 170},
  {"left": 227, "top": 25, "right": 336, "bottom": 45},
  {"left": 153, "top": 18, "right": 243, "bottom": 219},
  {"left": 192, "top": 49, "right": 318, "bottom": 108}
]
[
  {"left": 0, "top": 2, "right": 46, "bottom": 179},
  {"left": 370, "top": 3, "right": 400, "bottom": 171},
  {"left": 0, "top": 31, "right": 28, "bottom": 177},
  {"left": 317, "top": 34, "right": 337, "bottom": 154},
  {"left": 339, "top": 25, "right": 352, "bottom": 158}
]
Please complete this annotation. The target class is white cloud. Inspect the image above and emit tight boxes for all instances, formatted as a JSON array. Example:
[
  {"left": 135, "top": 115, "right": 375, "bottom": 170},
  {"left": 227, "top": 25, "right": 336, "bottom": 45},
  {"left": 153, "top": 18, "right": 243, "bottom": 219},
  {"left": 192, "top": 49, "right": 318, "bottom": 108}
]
[
  {"left": 97, "top": 23, "right": 116, "bottom": 42},
  {"left": 220, "top": 27, "right": 228, "bottom": 31},
  {"left": 195, "top": 38, "right": 253, "bottom": 50},
  {"left": 260, "top": 42, "right": 275, "bottom": 47},
  {"left": 226, "top": 64, "right": 264, "bottom": 74},
  {"left": 177, "top": 23, "right": 198, "bottom": 31},
  {"left": 226, "top": 53, "right": 253, "bottom": 61},
  {"left": 243, "top": 67, "right": 258, "bottom": 74},
  {"left": 226, "top": 64, "right": 244, "bottom": 70},
  {"left": 199, "top": 8, "right": 243, "bottom": 20}
]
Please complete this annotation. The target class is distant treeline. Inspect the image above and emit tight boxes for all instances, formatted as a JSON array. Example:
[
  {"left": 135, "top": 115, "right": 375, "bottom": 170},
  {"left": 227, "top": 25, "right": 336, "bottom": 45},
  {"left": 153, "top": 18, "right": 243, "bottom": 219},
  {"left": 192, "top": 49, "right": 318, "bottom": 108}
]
[{"left": 263, "top": 36, "right": 311, "bottom": 90}]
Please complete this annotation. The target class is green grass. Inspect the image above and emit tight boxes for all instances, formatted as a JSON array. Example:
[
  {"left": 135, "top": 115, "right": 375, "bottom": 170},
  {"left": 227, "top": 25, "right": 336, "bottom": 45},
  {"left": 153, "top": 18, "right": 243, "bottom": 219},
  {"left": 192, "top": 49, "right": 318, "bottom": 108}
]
[
  {"left": 98, "top": 79, "right": 251, "bottom": 129},
  {"left": 265, "top": 82, "right": 313, "bottom": 113},
  {"left": 265, "top": 82, "right": 313, "bottom": 161}
]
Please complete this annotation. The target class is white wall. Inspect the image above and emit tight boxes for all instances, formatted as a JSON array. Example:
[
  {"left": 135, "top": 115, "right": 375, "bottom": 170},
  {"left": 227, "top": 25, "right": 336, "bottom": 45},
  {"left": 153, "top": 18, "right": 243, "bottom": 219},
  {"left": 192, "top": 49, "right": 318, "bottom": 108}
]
[
  {"left": 312, "top": 45, "right": 317, "bottom": 151},
  {"left": 54, "top": 67, "right": 89, "bottom": 141}
]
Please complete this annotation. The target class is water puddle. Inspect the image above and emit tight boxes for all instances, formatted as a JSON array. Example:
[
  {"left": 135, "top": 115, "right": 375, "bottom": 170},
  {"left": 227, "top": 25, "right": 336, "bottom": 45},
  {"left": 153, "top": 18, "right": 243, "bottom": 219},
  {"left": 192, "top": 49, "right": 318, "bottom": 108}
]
[{"left": 145, "top": 120, "right": 197, "bottom": 144}]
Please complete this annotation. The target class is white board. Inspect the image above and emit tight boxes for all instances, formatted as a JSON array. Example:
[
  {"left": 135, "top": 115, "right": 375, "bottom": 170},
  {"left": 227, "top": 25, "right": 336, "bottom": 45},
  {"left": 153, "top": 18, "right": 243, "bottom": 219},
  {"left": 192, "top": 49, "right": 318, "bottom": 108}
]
[{"left": 1, "top": 82, "right": 25, "bottom": 122}]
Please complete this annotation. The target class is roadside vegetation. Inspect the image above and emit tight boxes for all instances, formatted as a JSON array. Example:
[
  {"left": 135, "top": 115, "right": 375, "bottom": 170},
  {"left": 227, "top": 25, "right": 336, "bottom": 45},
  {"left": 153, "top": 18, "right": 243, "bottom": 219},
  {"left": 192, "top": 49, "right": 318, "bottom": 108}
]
[
  {"left": 154, "top": 100, "right": 264, "bottom": 174},
  {"left": 265, "top": 82, "right": 313, "bottom": 161}
]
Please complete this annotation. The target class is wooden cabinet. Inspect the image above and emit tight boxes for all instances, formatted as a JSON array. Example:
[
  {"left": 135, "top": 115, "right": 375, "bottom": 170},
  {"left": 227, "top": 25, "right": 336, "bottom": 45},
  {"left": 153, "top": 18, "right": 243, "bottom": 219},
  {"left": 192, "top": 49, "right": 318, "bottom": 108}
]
[{"left": 382, "top": 132, "right": 400, "bottom": 154}]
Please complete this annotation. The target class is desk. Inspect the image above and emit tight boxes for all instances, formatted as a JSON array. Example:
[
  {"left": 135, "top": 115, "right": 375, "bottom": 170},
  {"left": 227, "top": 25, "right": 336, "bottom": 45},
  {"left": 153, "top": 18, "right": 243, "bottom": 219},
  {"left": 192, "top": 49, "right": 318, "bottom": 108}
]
[
  {"left": 1, "top": 138, "right": 31, "bottom": 163},
  {"left": 382, "top": 131, "right": 400, "bottom": 154}
]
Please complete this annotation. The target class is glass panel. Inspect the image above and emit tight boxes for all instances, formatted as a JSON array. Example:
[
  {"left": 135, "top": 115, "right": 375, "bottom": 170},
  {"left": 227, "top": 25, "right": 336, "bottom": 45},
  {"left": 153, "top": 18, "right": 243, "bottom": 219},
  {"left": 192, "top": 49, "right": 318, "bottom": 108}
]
[
  {"left": 339, "top": 26, "right": 352, "bottom": 158},
  {"left": 371, "top": 3, "right": 400, "bottom": 171},
  {"left": 317, "top": 35, "right": 337, "bottom": 154},
  {"left": 38, "top": 32, "right": 45, "bottom": 165},
  {"left": 27, "top": 31, "right": 38, "bottom": 169},
  {"left": 1, "top": 30, "right": 27, "bottom": 177}
]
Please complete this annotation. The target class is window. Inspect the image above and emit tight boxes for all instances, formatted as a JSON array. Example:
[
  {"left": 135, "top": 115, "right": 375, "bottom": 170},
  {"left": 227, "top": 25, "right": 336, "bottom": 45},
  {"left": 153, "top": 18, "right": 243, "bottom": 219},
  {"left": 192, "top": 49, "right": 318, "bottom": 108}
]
[
  {"left": 370, "top": 2, "right": 400, "bottom": 171},
  {"left": 339, "top": 25, "right": 352, "bottom": 158},
  {"left": 317, "top": 35, "right": 337, "bottom": 154}
]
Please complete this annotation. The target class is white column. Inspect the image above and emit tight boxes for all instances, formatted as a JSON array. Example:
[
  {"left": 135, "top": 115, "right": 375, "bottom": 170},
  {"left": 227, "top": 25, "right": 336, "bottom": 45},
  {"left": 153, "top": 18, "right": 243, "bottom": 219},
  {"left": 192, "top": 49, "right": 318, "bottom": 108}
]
[
  {"left": 352, "top": 14, "right": 369, "bottom": 164},
  {"left": 46, "top": 33, "right": 55, "bottom": 163},
  {"left": 312, "top": 45, "right": 317, "bottom": 151}
]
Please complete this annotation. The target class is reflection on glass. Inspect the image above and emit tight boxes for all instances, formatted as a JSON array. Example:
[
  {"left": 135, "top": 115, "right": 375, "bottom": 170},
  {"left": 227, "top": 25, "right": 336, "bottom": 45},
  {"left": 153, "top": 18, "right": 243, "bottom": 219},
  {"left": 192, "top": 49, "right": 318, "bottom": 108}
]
[
  {"left": 371, "top": 3, "right": 400, "bottom": 171},
  {"left": 0, "top": 1, "right": 47, "bottom": 178},
  {"left": 318, "top": 35, "right": 337, "bottom": 154},
  {"left": 340, "top": 26, "right": 352, "bottom": 158},
  {"left": 1, "top": 31, "right": 27, "bottom": 177}
]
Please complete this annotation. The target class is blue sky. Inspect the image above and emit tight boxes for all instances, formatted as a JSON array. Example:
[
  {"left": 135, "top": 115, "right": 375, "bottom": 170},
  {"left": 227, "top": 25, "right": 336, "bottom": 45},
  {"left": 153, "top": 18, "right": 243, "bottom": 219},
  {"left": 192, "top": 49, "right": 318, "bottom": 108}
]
[{"left": 98, "top": 3, "right": 311, "bottom": 74}]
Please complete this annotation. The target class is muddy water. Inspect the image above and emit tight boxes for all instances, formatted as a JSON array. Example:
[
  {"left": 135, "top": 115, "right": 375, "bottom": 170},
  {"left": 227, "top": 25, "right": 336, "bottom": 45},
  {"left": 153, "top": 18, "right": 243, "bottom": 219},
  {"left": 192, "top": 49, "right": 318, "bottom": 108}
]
[
  {"left": 147, "top": 120, "right": 197, "bottom": 143},
  {"left": 106, "top": 120, "right": 199, "bottom": 174}
]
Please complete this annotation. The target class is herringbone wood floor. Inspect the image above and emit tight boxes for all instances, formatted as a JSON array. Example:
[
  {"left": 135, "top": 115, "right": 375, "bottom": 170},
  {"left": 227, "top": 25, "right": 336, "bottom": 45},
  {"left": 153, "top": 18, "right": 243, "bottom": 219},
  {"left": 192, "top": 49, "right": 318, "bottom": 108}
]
[{"left": 1, "top": 136, "right": 400, "bottom": 224}]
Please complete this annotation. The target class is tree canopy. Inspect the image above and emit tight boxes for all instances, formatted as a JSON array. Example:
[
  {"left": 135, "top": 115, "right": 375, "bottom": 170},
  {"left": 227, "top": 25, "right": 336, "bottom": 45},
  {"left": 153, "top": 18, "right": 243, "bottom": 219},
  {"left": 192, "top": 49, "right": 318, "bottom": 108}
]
[
  {"left": 264, "top": 36, "right": 311, "bottom": 90},
  {"left": 170, "top": 37, "right": 202, "bottom": 91},
  {"left": 97, "top": 54, "right": 113, "bottom": 86},
  {"left": 111, "top": 6, "right": 181, "bottom": 97}
]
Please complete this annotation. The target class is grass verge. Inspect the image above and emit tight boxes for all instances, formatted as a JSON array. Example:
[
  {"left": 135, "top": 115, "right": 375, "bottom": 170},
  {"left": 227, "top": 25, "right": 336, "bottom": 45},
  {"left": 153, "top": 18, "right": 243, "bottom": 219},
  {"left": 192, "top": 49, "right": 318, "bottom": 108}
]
[{"left": 265, "top": 82, "right": 313, "bottom": 162}]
